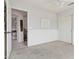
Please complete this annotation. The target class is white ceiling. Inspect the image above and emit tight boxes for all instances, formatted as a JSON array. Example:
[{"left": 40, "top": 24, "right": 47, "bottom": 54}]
[
  {"left": 25, "top": 0, "right": 74, "bottom": 12},
  {"left": 11, "top": 0, "right": 74, "bottom": 12}
]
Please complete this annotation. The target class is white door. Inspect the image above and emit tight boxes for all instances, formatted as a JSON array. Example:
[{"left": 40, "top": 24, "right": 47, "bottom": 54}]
[
  {"left": 6, "top": 0, "right": 12, "bottom": 59},
  {"left": 59, "top": 15, "right": 72, "bottom": 43}
]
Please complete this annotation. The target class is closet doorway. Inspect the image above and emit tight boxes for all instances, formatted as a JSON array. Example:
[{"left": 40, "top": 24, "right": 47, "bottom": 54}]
[{"left": 11, "top": 9, "right": 27, "bottom": 49}]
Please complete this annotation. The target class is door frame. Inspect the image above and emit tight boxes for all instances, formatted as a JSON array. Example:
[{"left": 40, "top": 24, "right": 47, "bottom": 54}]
[
  {"left": 71, "top": 15, "right": 74, "bottom": 45},
  {"left": 4, "top": 1, "right": 7, "bottom": 59}
]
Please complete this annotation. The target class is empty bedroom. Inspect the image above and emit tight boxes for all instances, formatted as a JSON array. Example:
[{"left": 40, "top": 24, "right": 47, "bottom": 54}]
[{"left": 5, "top": 0, "right": 74, "bottom": 59}]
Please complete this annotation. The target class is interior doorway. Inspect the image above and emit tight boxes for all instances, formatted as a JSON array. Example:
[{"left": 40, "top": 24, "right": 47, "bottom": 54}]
[
  {"left": 59, "top": 15, "right": 73, "bottom": 44},
  {"left": 11, "top": 9, "right": 27, "bottom": 49}
]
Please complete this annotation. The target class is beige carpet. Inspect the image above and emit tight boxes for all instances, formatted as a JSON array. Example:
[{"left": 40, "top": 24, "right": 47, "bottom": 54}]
[{"left": 9, "top": 40, "right": 74, "bottom": 59}]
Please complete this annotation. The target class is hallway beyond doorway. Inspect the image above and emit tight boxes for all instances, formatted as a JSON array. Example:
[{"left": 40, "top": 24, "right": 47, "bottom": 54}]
[{"left": 11, "top": 9, "right": 27, "bottom": 47}]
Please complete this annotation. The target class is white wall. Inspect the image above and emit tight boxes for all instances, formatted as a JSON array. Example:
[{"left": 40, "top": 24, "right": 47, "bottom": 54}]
[
  {"left": 11, "top": 0, "right": 58, "bottom": 47},
  {"left": 28, "top": 29, "right": 58, "bottom": 46},
  {"left": 57, "top": 7, "right": 74, "bottom": 44},
  {"left": 28, "top": 9, "right": 58, "bottom": 46},
  {"left": 28, "top": 9, "right": 57, "bottom": 29}
]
